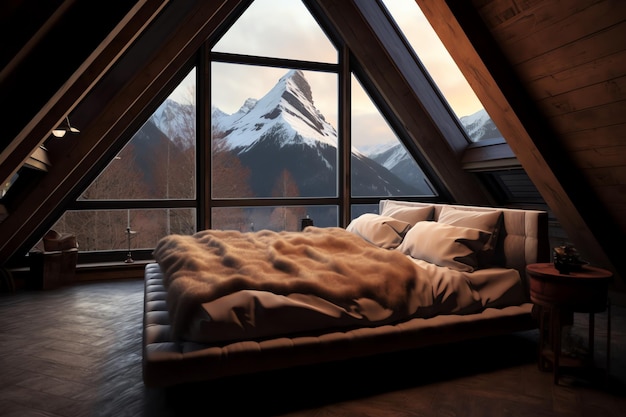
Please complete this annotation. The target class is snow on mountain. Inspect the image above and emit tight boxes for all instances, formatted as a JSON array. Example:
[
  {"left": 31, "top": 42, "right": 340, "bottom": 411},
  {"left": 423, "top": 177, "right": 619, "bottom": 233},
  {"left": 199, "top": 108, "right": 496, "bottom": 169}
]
[
  {"left": 150, "top": 99, "right": 189, "bottom": 136},
  {"left": 149, "top": 99, "right": 196, "bottom": 150},
  {"left": 211, "top": 98, "right": 257, "bottom": 134},
  {"left": 361, "top": 108, "right": 503, "bottom": 167},
  {"left": 216, "top": 70, "right": 338, "bottom": 151},
  {"left": 357, "top": 143, "right": 394, "bottom": 158},
  {"left": 153, "top": 70, "right": 517, "bottom": 199},
  {"left": 363, "top": 143, "right": 433, "bottom": 195},
  {"left": 459, "top": 108, "right": 503, "bottom": 142},
  {"left": 366, "top": 144, "right": 405, "bottom": 171},
  {"left": 208, "top": 70, "right": 419, "bottom": 197}
]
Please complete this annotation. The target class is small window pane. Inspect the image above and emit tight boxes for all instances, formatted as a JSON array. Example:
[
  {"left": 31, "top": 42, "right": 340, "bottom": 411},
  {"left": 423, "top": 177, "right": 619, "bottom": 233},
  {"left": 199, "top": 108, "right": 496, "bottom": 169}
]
[
  {"left": 211, "top": 63, "right": 338, "bottom": 199},
  {"left": 212, "top": 205, "right": 337, "bottom": 232},
  {"left": 80, "top": 69, "right": 196, "bottom": 200},
  {"left": 351, "top": 74, "right": 436, "bottom": 197},
  {"left": 52, "top": 209, "right": 196, "bottom": 251},
  {"left": 381, "top": 0, "right": 503, "bottom": 142},
  {"left": 350, "top": 204, "right": 379, "bottom": 221},
  {"left": 213, "top": 0, "right": 337, "bottom": 63}
]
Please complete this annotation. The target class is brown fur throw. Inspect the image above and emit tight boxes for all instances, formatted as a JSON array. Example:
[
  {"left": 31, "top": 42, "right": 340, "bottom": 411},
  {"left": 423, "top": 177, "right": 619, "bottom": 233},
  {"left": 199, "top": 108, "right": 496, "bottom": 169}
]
[{"left": 153, "top": 226, "right": 420, "bottom": 338}]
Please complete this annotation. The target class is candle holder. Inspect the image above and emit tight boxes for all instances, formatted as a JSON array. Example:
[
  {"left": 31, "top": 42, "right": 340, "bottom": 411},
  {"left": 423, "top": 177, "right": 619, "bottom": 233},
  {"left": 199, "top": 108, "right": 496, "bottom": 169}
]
[
  {"left": 124, "top": 227, "right": 137, "bottom": 263},
  {"left": 553, "top": 244, "right": 586, "bottom": 274},
  {"left": 300, "top": 215, "right": 314, "bottom": 231}
]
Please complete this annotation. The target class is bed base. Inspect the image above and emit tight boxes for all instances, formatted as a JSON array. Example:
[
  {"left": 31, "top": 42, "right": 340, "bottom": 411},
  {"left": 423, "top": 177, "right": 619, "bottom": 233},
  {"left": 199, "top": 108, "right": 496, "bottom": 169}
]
[{"left": 143, "top": 263, "right": 538, "bottom": 388}]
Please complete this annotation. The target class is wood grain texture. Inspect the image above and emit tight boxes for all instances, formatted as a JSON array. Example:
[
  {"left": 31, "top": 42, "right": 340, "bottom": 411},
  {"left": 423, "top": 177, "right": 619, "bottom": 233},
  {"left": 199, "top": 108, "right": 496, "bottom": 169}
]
[{"left": 417, "top": 0, "right": 626, "bottom": 291}]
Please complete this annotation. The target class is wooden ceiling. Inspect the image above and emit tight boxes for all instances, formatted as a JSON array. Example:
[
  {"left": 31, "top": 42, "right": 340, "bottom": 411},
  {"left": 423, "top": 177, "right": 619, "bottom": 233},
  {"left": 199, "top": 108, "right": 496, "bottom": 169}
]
[
  {"left": 0, "top": 0, "right": 624, "bottom": 292},
  {"left": 415, "top": 0, "right": 626, "bottom": 292}
]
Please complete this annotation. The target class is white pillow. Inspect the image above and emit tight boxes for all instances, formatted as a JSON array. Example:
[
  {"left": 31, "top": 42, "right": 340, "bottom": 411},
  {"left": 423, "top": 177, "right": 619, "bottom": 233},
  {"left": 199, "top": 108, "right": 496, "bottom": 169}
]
[
  {"left": 346, "top": 213, "right": 412, "bottom": 249},
  {"left": 380, "top": 202, "right": 434, "bottom": 226},
  {"left": 437, "top": 207, "right": 503, "bottom": 268},
  {"left": 396, "top": 221, "right": 491, "bottom": 272}
]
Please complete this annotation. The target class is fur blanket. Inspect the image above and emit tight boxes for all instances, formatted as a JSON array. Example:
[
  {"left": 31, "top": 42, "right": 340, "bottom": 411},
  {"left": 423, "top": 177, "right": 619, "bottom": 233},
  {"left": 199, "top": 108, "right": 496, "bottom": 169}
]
[{"left": 153, "top": 227, "right": 422, "bottom": 338}]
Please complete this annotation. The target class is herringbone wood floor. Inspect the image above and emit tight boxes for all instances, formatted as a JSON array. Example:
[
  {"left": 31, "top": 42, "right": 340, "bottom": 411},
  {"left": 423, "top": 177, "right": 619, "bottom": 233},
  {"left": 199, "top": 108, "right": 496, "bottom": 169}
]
[{"left": 0, "top": 278, "right": 624, "bottom": 417}]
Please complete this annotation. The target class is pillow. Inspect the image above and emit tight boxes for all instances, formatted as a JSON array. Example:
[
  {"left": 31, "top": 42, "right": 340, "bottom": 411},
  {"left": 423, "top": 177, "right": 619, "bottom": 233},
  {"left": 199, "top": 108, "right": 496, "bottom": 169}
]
[
  {"left": 380, "top": 203, "right": 434, "bottom": 226},
  {"left": 346, "top": 213, "right": 412, "bottom": 249},
  {"left": 396, "top": 221, "right": 491, "bottom": 272},
  {"left": 437, "top": 207, "right": 503, "bottom": 268}
]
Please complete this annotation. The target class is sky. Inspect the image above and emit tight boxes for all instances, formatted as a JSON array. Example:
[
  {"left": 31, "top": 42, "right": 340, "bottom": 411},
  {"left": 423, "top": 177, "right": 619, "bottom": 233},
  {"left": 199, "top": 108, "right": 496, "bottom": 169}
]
[{"left": 171, "top": 0, "right": 484, "bottom": 147}]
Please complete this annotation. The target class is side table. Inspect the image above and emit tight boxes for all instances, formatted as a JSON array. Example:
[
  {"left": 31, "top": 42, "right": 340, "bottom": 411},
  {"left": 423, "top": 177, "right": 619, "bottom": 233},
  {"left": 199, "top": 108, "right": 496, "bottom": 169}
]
[{"left": 526, "top": 262, "right": 612, "bottom": 384}]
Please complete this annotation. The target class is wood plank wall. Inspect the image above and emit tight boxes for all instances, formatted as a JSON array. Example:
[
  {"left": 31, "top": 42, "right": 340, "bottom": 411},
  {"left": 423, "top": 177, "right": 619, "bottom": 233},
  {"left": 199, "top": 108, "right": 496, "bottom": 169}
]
[{"left": 476, "top": 0, "right": 626, "bottom": 234}]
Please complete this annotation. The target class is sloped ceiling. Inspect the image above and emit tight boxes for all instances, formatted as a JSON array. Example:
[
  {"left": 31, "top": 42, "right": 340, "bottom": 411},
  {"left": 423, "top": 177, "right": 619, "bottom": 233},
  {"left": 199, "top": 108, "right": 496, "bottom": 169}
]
[
  {"left": 413, "top": 0, "right": 625, "bottom": 292},
  {"left": 0, "top": 0, "right": 624, "bottom": 292}
]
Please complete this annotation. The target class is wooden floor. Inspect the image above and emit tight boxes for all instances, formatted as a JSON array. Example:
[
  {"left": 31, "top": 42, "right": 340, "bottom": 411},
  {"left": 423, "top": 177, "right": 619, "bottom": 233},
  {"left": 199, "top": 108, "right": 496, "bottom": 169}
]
[{"left": 0, "top": 278, "right": 625, "bottom": 417}]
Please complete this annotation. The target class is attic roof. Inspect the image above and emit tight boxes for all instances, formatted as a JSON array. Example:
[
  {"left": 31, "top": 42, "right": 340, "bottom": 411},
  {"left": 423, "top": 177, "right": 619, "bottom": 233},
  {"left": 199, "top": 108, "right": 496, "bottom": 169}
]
[{"left": 0, "top": 0, "right": 624, "bottom": 291}]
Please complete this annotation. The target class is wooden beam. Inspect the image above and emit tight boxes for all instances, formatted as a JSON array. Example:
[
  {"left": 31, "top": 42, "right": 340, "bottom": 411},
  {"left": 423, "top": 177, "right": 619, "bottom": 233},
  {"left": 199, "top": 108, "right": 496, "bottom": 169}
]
[
  {"left": 415, "top": 0, "right": 622, "bottom": 282},
  {"left": 0, "top": 0, "right": 246, "bottom": 262},
  {"left": 0, "top": 0, "right": 169, "bottom": 200},
  {"left": 315, "top": 0, "right": 494, "bottom": 205}
]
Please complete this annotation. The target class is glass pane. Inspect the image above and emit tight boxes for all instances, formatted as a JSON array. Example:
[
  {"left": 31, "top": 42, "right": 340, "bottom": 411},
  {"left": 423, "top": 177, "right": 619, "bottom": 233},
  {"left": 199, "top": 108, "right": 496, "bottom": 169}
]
[
  {"left": 381, "top": 0, "right": 503, "bottom": 142},
  {"left": 351, "top": 74, "right": 436, "bottom": 197},
  {"left": 51, "top": 208, "right": 196, "bottom": 251},
  {"left": 350, "top": 204, "right": 379, "bottom": 221},
  {"left": 212, "top": 205, "right": 338, "bottom": 232},
  {"left": 211, "top": 63, "right": 338, "bottom": 198},
  {"left": 80, "top": 68, "right": 196, "bottom": 200},
  {"left": 213, "top": 0, "right": 337, "bottom": 63}
]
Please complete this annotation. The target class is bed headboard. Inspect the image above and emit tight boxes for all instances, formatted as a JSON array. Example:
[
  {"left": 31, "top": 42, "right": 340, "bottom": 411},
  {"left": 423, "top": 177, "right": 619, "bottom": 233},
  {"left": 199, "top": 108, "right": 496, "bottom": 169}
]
[{"left": 378, "top": 200, "right": 551, "bottom": 278}]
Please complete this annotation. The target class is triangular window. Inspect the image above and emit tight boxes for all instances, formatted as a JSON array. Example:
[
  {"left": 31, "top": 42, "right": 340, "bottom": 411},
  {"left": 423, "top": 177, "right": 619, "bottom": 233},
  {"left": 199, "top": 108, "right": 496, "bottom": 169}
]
[
  {"left": 351, "top": 73, "right": 436, "bottom": 199},
  {"left": 381, "top": 0, "right": 504, "bottom": 142},
  {"left": 213, "top": 0, "right": 337, "bottom": 63},
  {"left": 48, "top": 0, "right": 449, "bottom": 257},
  {"left": 210, "top": 0, "right": 443, "bottom": 230},
  {"left": 78, "top": 69, "right": 196, "bottom": 201},
  {"left": 51, "top": 69, "right": 197, "bottom": 252}
]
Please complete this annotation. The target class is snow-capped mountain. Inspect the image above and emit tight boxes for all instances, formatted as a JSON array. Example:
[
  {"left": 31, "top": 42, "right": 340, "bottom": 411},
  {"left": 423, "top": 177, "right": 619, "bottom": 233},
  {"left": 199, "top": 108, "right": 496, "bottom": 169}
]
[
  {"left": 459, "top": 108, "right": 503, "bottom": 142},
  {"left": 366, "top": 144, "right": 432, "bottom": 194},
  {"left": 211, "top": 98, "right": 257, "bottom": 135},
  {"left": 145, "top": 70, "right": 508, "bottom": 201},
  {"left": 122, "top": 70, "right": 506, "bottom": 224},
  {"left": 210, "top": 69, "right": 421, "bottom": 197},
  {"left": 150, "top": 98, "right": 195, "bottom": 149},
  {"left": 215, "top": 70, "right": 338, "bottom": 151},
  {"left": 364, "top": 108, "right": 502, "bottom": 185}
]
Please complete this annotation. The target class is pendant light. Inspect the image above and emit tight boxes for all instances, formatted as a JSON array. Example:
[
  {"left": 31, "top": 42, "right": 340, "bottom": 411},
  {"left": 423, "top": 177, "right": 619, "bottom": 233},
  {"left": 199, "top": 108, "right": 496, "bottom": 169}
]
[{"left": 52, "top": 116, "right": 80, "bottom": 138}]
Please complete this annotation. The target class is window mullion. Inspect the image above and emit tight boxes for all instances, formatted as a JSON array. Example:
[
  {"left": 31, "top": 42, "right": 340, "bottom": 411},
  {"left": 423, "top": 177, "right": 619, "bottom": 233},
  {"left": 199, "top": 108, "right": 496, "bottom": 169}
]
[{"left": 339, "top": 45, "right": 351, "bottom": 228}]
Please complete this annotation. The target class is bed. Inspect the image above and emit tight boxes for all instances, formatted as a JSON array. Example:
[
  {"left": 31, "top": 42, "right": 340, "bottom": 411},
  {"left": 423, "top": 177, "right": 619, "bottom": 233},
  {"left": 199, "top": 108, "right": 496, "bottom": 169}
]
[{"left": 142, "top": 200, "right": 550, "bottom": 387}]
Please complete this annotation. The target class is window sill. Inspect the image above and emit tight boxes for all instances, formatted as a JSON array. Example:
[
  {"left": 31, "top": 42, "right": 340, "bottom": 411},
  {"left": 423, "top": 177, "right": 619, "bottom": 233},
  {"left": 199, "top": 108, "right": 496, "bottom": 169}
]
[{"left": 76, "top": 259, "right": 154, "bottom": 281}]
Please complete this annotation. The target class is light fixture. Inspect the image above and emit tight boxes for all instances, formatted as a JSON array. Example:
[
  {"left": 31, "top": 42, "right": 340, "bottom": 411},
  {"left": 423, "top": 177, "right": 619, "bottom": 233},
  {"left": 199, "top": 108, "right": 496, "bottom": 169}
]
[{"left": 52, "top": 116, "right": 80, "bottom": 138}]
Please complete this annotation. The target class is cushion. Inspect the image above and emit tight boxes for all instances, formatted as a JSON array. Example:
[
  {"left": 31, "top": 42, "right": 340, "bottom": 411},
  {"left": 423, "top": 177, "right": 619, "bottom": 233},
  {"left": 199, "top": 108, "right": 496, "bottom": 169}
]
[
  {"left": 396, "top": 221, "right": 491, "bottom": 272},
  {"left": 379, "top": 202, "right": 434, "bottom": 226},
  {"left": 346, "top": 213, "right": 412, "bottom": 249},
  {"left": 437, "top": 207, "right": 503, "bottom": 268}
]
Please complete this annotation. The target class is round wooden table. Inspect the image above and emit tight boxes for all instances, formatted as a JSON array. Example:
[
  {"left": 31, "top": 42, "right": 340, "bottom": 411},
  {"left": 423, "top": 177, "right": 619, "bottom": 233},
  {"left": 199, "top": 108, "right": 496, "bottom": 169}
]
[{"left": 526, "top": 262, "right": 613, "bottom": 384}]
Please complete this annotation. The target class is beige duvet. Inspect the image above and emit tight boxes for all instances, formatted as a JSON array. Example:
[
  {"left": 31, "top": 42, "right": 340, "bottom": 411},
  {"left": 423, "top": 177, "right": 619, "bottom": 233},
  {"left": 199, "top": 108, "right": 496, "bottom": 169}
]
[{"left": 153, "top": 226, "right": 526, "bottom": 344}]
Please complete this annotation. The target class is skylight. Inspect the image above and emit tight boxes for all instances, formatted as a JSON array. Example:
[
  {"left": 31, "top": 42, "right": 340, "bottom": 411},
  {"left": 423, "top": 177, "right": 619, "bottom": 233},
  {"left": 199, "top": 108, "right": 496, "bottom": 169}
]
[{"left": 381, "top": 0, "right": 503, "bottom": 142}]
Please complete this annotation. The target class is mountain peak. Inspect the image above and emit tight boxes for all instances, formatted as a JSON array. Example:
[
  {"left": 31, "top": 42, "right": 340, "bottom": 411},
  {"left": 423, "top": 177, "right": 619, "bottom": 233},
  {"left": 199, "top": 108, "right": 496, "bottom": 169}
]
[
  {"left": 215, "top": 70, "right": 337, "bottom": 150},
  {"left": 239, "top": 98, "right": 258, "bottom": 114},
  {"left": 279, "top": 69, "right": 313, "bottom": 105},
  {"left": 459, "top": 108, "right": 503, "bottom": 141}
]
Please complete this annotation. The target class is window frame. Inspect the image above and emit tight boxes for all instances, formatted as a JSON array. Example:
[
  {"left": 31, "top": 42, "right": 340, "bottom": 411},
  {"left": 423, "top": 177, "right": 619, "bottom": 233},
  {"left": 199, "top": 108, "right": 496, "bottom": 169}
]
[{"left": 64, "top": 0, "right": 445, "bottom": 263}]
